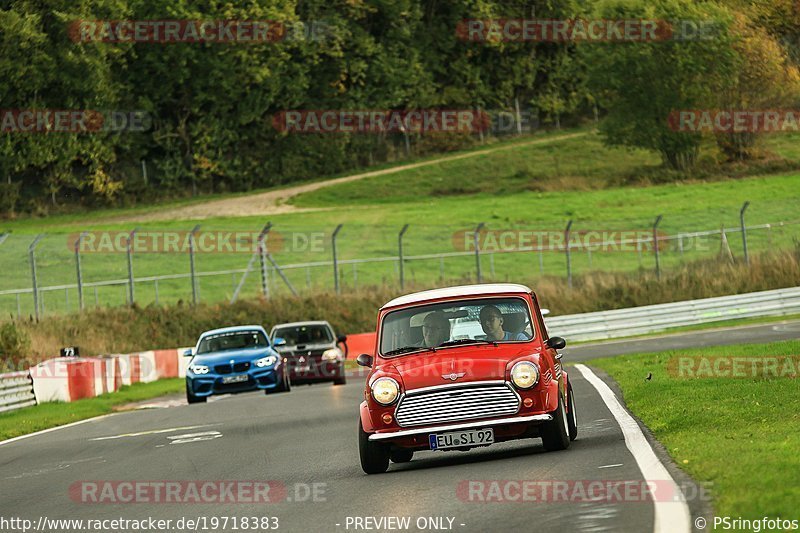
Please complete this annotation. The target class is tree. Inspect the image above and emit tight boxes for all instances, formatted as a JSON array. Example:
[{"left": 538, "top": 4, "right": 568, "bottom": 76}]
[{"left": 586, "top": 0, "right": 738, "bottom": 171}]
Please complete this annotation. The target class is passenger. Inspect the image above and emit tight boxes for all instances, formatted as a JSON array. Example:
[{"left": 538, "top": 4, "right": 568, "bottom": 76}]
[
  {"left": 479, "top": 305, "right": 526, "bottom": 341},
  {"left": 420, "top": 311, "right": 451, "bottom": 348}
]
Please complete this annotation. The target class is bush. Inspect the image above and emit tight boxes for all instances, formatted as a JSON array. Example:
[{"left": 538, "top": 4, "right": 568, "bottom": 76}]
[
  {"left": 0, "top": 322, "right": 32, "bottom": 360},
  {"left": 0, "top": 182, "right": 21, "bottom": 218}
]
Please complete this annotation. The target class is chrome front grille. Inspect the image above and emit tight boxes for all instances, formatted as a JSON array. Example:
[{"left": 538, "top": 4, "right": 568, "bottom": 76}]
[{"left": 395, "top": 382, "right": 520, "bottom": 428}]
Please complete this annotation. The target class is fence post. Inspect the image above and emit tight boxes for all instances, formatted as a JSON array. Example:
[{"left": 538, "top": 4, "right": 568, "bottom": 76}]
[
  {"left": 653, "top": 215, "right": 663, "bottom": 280},
  {"left": 398, "top": 224, "right": 409, "bottom": 290},
  {"left": 74, "top": 231, "right": 88, "bottom": 311},
  {"left": 740, "top": 201, "right": 750, "bottom": 265},
  {"left": 189, "top": 224, "right": 201, "bottom": 305},
  {"left": 564, "top": 220, "right": 573, "bottom": 288},
  {"left": 126, "top": 229, "right": 138, "bottom": 305},
  {"left": 332, "top": 224, "right": 343, "bottom": 294},
  {"left": 474, "top": 222, "right": 485, "bottom": 283},
  {"left": 28, "top": 234, "right": 44, "bottom": 320}
]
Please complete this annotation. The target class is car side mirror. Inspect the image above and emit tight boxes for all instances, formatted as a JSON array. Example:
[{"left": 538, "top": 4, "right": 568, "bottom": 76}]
[
  {"left": 540, "top": 308, "right": 550, "bottom": 317},
  {"left": 337, "top": 335, "right": 347, "bottom": 344},
  {"left": 356, "top": 353, "right": 373, "bottom": 368},
  {"left": 182, "top": 348, "right": 194, "bottom": 357},
  {"left": 273, "top": 337, "right": 287, "bottom": 347},
  {"left": 546, "top": 337, "right": 566, "bottom": 350}
]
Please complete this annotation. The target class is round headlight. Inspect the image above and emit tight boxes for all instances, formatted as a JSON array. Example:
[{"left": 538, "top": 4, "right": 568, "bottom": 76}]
[
  {"left": 190, "top": 364, "right": 210, "bottom": 375},
  {"left": 321, "top": 348, "right": 342, "bottom": 362},
  {"left": 371, "top": 377, "right": 400, "bottom": 406},
  {"left": 510, "top": 361, "right": 539, "bottom": 389}
]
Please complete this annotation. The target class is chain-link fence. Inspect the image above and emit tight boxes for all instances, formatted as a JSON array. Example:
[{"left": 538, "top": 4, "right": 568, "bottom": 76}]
[{"left": 1, "top": 199, "right": 798, "bottom": 319}]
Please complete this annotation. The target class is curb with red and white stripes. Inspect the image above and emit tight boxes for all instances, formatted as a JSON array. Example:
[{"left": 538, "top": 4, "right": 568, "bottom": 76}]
[{"left": 1, "top": 332, "right": 380, "bottom": 408}]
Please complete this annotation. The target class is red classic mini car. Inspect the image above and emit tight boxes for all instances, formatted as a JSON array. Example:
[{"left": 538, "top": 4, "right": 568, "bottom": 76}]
[{"left": 357, "top": 283, "right": 577, "bottom": 474}]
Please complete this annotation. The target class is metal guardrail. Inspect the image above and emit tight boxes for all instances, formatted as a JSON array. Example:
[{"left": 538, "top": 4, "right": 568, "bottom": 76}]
[
  {"left": 0, "top": 371, "right": 36, "bottom": 413},
  {"left": 545, "top": 286, "right": 800, "bottom": 342}
]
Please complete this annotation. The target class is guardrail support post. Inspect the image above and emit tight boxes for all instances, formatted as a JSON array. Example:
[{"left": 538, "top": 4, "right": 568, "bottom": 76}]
[
  {"left": 740, "top": 201, "right": 750, "bottom": 266},
  {"left": 653, "top": 215, "right": 663, "bottom": 280},
  {"left": 189, "top": 224, "right": 201, "bottom": 305},
  {"left": 564, "top": 220, "right": 573, "bottom": 288},
  {"left": 28, "top": 234, "right": 44, "bottom": 320},
  {"left": 126, "top": 229, "right": 138, "bottom": 305},
  {"left": 474, "top": 222, "right": 485, "bottom": 283},
  {"left": 332, "top": 224, "right": 343, "bottom": 294},
  {"left": 398, "top": 224, "right": 409, "bottom": 290}
]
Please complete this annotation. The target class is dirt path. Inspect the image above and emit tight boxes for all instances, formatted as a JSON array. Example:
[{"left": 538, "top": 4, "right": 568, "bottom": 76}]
[{"left": 114, "top": 131, "right": 587, "bottom": 223}]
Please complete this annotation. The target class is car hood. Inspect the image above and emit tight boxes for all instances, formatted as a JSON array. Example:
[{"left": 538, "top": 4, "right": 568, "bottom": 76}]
[
  {"left": 384, "top": 345, "right": 537, "bottom": 391},
  {"left": 192, "top": 347, "right": 276, "bottom": 365}
]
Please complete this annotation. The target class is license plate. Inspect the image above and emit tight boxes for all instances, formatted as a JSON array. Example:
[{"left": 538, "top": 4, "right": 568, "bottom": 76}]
[
  {"left": 221, "top": 374, "right": 249, "bottom": 384},
  {"left": 429, "top": 428, "right": 494, "bottom": 450}
]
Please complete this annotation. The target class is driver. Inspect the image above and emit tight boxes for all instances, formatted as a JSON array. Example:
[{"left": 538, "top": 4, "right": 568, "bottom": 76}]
[
  {"left": 420, "top": 311, "right": 451, "bottom": 347},
  {"left": 479, "top": 305, "right": 527, "bottom": 341}
]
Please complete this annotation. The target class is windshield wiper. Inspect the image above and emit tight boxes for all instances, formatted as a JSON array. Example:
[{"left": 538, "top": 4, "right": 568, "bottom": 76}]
[
  {"left": 383, "top": 345, "right": 436, "bottom": 356},
  {"left": 438, "top": 338, "right": 498, "bottom": 348}
]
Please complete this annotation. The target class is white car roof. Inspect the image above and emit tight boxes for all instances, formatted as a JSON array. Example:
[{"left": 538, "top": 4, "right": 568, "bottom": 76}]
[
  {"left": 270, "top": 320, "right": 332, "bottom": 332},
  {"left": 381, "top": 283, "right": 532, "bottom": 310}
]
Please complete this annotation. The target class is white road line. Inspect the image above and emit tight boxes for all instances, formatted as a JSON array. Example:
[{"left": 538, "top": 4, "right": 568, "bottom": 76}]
[
  {"left": 575, "top": 364, "right": 691, "bottom": 533},
  {"left": 0, "top": 414, "right": 118, "bottom": 447},
  {"left": 598, "top": 463, "right": 624, "bottom": 469},
  {"left": 90, "top": 424, "right": 219, "bottom": 441}
]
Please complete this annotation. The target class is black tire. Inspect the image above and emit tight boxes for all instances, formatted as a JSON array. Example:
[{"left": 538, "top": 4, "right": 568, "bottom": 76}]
[
  {"left": 541, "top": 390, "right": 570, "bottom": 451},
  {"left": 333, "top": 370, "right": 347, "bottom": 386},
  {"left": 186, "top": 382, "right": 207, "bottom": 404},
  {"left": 269, "top": 366, "right": 292, "bottom": 394},
  {"left": 390, "top": 448, "right": 414, "bottom": 463},
  {"left": 359, "top": 418, "right": 390, "bottom": 474},
  {"left": 567, "top": 383, "right": 578, "bottom": 441}
]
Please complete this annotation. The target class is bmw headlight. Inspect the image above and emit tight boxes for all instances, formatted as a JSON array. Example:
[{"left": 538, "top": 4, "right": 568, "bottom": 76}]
[
  {"left": 510, "top": 361, "right": 539, "bottom": 389},
  {"left": 255, "top": 355, "right": 279, "bottom": 368},
  {"left": 190, "top": 364, "right": 210, "bottom": 375},
  {"left": 371, "top": 377, "right": 400, "bottom": 406},
  {"left": 321, "top": 348, "right": 342, "bottom": 362}
]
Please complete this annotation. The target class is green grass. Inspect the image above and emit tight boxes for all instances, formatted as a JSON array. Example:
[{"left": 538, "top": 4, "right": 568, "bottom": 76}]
[
  {"left": 0, "top": 378, "right": 184, "bottom": 441},
  {"left": 590, "top": 340, "right": 800, "bottom": 518},
  {"left": 1, "top": 130, "right": 799, "bottom": 317}
]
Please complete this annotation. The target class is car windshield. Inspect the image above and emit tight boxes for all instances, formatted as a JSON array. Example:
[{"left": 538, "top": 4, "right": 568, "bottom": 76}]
[
  {"left": 380, "top": 297, "right": 533, "bottom": 356},
  {"left": 272, "top": 325, "right": 333, "bottom": 345},
  {"left": 196, "top": 330, "right": 269, "bottom": 354}
]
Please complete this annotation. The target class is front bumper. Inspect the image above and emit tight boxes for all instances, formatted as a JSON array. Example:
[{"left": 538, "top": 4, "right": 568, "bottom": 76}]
[
  {"left": 187, "top": 364, "right": 282, "bottom": 397},
  {"left": 368, "top": 414, "right": 552, "bottom": 441},
  {"left": 290, "top": 360, "right": 344, "bottom": 383}
]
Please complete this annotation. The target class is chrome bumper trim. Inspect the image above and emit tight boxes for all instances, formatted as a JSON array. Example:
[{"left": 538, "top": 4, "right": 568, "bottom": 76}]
[{"left": 368, "top": 414, "right": 552, "bottom": 441}]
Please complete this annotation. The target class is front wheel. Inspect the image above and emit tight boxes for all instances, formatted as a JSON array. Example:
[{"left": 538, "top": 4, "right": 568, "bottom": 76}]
[
  {"left": 359, "top": 418, "right": 390, "bottom": 474},
  {"left": 333, "top": 369, "right": 346, "bottom": 386},
  {"left": 270, "top": 366, "right": 291, "bottom": 394},
  {"left": 567, "top": 383, "right": 578, "bottom": 441},
  {"left": 186, "top": 382, "right": 207, "bottom": 404},
  {"left": 390, "top": 448, "right": 414, "bottom": 463},
  {"left": 540, "top": 390, "right": 570, "bottom": 451}
]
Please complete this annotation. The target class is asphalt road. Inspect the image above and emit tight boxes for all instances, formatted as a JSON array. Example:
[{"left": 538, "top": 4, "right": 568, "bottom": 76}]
[{"left": 1, "top": 320, "right": 798, "bottom": 533}]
